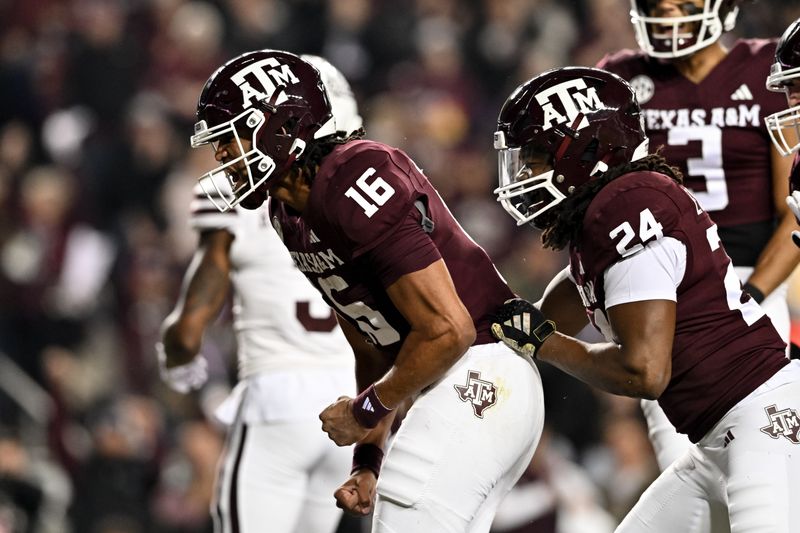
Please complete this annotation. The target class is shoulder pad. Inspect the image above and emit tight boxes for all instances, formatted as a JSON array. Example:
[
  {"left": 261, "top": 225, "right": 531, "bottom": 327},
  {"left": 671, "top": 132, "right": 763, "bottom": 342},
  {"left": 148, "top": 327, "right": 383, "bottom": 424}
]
[
  {"left": 312, "top": 142, "right": 423, "bottom": 256},
  {"left": 580, "top": 172, "right": 686, "bottom": 273}
]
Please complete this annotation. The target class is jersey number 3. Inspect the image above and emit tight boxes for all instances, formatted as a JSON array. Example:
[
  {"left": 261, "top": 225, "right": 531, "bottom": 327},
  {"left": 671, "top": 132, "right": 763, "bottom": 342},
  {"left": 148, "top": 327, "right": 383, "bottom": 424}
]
[{"left": 668, "top": 126, "right": 728, "bottom": 211}]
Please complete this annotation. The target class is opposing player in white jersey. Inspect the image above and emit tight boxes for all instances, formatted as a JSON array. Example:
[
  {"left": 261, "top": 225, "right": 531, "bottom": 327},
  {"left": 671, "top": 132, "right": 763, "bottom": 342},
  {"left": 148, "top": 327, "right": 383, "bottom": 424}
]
[{"left": 158, "top": 55, "right": 362, "bottom": 533}]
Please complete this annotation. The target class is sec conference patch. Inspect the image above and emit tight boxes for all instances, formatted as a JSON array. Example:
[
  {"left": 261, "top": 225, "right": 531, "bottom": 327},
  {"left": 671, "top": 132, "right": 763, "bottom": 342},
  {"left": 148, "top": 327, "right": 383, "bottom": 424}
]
[
  {"left": 759, "top": 404, "right": 800, "bottom": 444},
  {"left": 454, "top": 370, "right": 497, "bottom": 418}
]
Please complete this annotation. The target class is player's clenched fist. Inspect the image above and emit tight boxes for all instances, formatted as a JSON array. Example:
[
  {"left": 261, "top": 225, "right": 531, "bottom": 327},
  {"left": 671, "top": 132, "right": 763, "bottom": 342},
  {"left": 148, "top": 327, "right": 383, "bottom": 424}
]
[
  {"left": 334, "top": 470, "right": 377, "bottom": 516},
  {"left": 319, "top": 396, "right": 370, "bottom": 446}
]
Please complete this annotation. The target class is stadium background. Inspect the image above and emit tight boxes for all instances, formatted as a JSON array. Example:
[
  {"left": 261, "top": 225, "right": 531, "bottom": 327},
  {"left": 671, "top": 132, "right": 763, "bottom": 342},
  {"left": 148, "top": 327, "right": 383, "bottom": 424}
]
[{"left": 0, "top": 0, "right": 798, "bottom": 532}]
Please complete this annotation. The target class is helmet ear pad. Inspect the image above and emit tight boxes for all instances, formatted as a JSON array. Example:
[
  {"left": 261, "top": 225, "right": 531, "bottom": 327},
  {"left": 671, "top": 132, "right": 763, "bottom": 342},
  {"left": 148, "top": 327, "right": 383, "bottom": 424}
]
[{"left": 248, "top": 99, "right": 318, "bottom": 185}]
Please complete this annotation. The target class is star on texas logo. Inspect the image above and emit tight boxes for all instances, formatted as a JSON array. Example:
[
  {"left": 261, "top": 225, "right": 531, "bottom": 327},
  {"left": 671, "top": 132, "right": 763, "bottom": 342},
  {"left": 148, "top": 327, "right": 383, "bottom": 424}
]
[
  {"left": 759, "top": 404, "right": 800, "bottom": 444},
  {"left": 454, "top": 370, "right": 498, "bottom": 418}
]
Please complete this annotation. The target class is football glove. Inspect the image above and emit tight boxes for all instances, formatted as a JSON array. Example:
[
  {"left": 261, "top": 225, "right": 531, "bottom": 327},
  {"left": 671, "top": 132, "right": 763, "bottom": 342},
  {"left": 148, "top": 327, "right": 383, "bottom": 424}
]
[
  {"left": 156, "top": 342, "right": 208, "bottom": 393},
  {"left": 786, "top": 192, "right": 800, "bottom": 248},
  {"left": 490, "top": 298, "right": 556, "bottom": 359}
]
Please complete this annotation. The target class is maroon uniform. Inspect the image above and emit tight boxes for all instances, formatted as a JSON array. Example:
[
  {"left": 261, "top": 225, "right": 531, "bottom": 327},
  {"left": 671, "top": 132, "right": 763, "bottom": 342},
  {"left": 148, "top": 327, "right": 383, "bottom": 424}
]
[
  {"left": 269, "top": 140, "right": 515, "bottom": 353},
  {"left": 569, "top": 171, "right": 787, "bottom": 442},
  {"left": 598, "top": 40, "right": 785, "bottom": 267}
]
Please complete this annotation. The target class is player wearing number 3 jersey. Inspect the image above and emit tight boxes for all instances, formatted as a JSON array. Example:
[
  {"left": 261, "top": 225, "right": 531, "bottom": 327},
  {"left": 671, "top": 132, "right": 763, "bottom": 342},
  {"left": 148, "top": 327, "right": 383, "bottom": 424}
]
[
  {"left": 188, "top": 49, "right": 545, "bottom": 533},
  {"left": 159, "top": 56, "right": 362, "bottom": 533},
  {"left": 491, "top": 66, "right": 800, "bottom": 532},
  {"left": 597, "top": 1, "right": 800, "bottom": 490}
]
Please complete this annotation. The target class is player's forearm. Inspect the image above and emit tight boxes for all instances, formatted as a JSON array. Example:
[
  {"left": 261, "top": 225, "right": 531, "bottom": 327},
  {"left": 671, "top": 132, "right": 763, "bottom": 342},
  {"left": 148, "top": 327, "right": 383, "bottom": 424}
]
[
  {"left": 748, "top": 212, "right": 800, "bottom": 297},
  {"left": 358, "top": 408, "right": 397, "bottom": 449},
  {"left": 538, "top": 334, "right": 667, "bottom": 399},
  {"left": 374, "top": 325, "right": 474, "bottom": 409},
  {"left": 161, "top": 248, "right": 231, "bottom": 366},
  {"left": 354, "top": 347, "right": 393, "bottom": 392}
]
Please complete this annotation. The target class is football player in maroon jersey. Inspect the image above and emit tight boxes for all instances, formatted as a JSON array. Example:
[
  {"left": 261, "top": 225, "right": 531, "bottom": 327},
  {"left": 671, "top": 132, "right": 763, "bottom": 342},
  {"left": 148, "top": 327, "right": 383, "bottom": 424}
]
[
  {"left": 188, "top": 49, "right": 545, "bottom": 533},
  {"left": 158, "top": 56, "right": 363, "bottom": 533},
  {"left": 597, "top": 0, "right": 800, "bottom": 483},
  {"left": 766, "top": 18, "right": 800, "bottom": 246},
  {"left": 491, "top": 66, "right": 800, "bottom": 533}
]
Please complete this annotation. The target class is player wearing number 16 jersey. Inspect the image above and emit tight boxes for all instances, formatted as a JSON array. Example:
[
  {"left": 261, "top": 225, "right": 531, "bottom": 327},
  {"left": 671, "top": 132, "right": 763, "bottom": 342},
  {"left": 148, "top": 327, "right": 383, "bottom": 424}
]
[
  {"left": 597, "top": 0, "right": 800, "bottom": 479},
  {"left": 159, "top": 55, "right": 361, "bottom": 533},
  {"left": 189, "top": 49, "right": 545, "bottom": 533},
  {"left": 491, "top": 66, "right": 800, "bottom": 532}
]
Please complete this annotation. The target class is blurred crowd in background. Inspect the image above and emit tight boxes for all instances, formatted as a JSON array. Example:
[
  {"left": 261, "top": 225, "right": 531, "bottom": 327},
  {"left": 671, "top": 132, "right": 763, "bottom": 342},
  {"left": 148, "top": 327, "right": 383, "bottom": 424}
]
[{"left": 1, "top": 0, "right": 799, "bottom": 532}]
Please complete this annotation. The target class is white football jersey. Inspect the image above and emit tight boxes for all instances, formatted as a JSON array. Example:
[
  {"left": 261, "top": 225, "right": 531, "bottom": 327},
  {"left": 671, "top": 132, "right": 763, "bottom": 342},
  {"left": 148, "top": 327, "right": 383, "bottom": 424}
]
[{"left": 190, "top": 183, "right": 353, "bottom": 380}]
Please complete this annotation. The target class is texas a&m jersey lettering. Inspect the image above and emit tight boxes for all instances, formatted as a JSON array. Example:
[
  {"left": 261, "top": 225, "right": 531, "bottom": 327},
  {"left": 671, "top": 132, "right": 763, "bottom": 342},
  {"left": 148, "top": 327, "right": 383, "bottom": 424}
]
[{"left": 598, "top": 40, "right": 784, "bottom": 231}]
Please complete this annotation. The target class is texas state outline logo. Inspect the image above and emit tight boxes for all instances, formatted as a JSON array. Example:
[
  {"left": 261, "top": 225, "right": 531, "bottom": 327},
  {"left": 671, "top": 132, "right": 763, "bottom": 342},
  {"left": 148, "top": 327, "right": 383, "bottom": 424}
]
[
  {"left": 759, "top": 404, "right": 800, "bottom": 444},
  {"left": 454, "top": 370, "right": 497, "bottom": 418}
]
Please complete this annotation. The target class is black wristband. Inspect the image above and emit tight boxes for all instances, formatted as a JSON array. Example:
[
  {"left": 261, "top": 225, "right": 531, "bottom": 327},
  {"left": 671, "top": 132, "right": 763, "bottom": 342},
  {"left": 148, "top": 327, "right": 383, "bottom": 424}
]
[
  {"left": 743, "top": 282, "right": 765, "bottom": 304},
  {"left": 351, "top": 443, "right": 384, "bottom": 478}
]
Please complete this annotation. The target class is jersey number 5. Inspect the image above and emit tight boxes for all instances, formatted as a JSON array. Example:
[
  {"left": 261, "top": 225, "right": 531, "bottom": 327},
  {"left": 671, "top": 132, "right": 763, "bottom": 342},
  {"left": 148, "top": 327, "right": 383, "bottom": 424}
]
[{"left": 345, "top": 167, "right": 396, "bottom": 218}]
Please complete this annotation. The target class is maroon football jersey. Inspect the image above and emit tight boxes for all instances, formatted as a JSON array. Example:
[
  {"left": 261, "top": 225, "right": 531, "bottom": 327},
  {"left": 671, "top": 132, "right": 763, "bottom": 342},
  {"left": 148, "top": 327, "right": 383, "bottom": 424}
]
[
  {"left": 569, "top": 171, "right": 787, "bottom": 442},
  {"left": 268, "top": 140, "right": 515, "bottom": 355},
  {"left": 598, "top": 40, "right": 784, "bottom": 266}
]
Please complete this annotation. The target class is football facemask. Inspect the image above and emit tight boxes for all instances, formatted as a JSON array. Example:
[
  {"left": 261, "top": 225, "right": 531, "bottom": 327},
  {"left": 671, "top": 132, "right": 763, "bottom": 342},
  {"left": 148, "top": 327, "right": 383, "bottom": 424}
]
[
  {"left": 765, "top": 21, "right": 800, "bottom": 156},
  {"left": 191, "top": 107, "right": 305, "bottom": 212},
  {"left": 765, "top": 105, "right": 800, "bottom": 157},
  {"left": 630, "top": 0, "right": 739, "bottom": 59}
]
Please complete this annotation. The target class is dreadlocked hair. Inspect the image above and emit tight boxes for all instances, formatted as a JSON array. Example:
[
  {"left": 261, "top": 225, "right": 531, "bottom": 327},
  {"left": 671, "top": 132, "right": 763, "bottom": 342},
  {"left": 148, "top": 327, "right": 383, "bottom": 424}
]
[
  {"left": 540, "top": 152, "right": 683, "bottom": 251},
  {"left": 298, "top": 127, "right": 366, "bottom": 182}
]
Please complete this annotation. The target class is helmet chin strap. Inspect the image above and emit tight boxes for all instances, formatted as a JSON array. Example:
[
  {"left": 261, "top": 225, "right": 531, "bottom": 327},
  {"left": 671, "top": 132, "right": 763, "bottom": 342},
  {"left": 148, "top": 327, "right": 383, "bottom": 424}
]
[{"left": 554, "top": 114, "right": 584, "bottom": 161}]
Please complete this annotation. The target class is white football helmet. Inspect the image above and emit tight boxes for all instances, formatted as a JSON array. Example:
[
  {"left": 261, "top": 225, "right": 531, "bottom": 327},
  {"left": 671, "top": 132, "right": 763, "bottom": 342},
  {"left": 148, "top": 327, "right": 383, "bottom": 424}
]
[
  {"left": 630, "top": 0, "right": 741, "bottom": 59},
  {"left": 301, "top": 54, "right": 363, "bottom": 138}
]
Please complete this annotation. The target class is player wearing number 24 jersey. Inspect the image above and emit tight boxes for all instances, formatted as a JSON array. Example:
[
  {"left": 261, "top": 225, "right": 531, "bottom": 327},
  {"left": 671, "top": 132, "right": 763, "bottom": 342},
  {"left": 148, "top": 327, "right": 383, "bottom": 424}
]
[
  {"left": 491, "top": 66, "right": 800, "bottom": 532},
  {"left": 190, "top": 49, "right": 545, "bottom": 533}
]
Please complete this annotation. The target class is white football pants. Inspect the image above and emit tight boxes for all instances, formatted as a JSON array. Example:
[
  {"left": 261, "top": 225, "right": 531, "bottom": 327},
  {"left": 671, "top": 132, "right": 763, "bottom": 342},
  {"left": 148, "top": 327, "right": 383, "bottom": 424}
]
[
  {"left": 372, "top": 342, "right": 545, "bottom": 533},
  {"left": 212, "top": 415, "right": 350, "bottom": 533},
  {"left": 643, "top": 267, "right": 791, "bottom": 471},
  {"left": 620, "top": 360, "right": 800, "bottom": 533}
]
